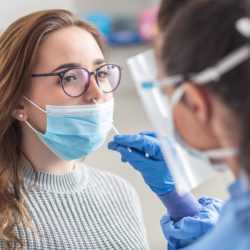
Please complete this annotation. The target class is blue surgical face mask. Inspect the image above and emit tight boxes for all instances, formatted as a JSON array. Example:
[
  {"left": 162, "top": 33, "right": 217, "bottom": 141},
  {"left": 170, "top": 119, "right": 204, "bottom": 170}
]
[
  {"left": 23, "top": 96, "right": 114, "bottom": 161},
  {"left": 168, "top": 86, "right": 238, "bottom": 171}
]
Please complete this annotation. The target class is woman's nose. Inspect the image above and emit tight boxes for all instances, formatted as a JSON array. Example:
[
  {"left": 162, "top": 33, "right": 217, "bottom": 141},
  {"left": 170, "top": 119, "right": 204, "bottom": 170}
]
[{"left": 83, "top": 74, "right": 104, "bottom": 103}]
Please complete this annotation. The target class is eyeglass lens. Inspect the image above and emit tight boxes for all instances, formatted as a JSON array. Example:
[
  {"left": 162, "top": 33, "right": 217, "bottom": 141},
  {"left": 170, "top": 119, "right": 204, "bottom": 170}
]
[{"left": 62, "top": 64, "right": 120, "bottom": 97}]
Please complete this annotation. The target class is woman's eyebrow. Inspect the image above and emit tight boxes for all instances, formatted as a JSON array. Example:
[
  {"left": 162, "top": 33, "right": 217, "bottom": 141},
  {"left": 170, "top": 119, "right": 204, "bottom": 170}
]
[
  {"left": 51, "top": 63, "right": 81, "bottom": 73},
  {"left": 51, "top": 59, "right": 106, "bottom": 73},
  {"left": 93, "top": 58, "right": 106, "bottom": 66}
]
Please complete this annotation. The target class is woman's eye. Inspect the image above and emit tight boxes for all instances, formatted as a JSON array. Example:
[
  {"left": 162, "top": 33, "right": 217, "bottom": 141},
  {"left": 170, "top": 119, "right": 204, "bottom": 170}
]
[
  {"left": 64, "top": 75, "right": 76, "bottom": 82},
  {"left": 97, "top": 71, "right": 109, "bottom": 78}
]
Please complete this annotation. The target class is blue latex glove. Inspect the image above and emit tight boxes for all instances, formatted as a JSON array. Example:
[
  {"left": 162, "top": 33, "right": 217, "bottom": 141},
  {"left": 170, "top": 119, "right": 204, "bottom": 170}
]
[{"left": 108, "top": 131, "right": 175, "bottom": 195}]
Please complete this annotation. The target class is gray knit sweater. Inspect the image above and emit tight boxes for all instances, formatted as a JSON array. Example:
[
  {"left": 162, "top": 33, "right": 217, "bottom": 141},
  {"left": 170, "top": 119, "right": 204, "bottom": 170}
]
[{"left": 1, "top": 162, "right": 149, "bottom": 249}]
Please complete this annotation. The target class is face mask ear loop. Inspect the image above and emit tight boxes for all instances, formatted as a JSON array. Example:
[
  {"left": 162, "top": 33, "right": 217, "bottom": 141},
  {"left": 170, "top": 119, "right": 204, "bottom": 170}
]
[
  {"left": 23, "top": 96, "right": 47, "bottom": 113},
  {"left": 170, "top": 86, "right": 185, "bottom": 109},
  {"left": 166, "top": 86, "right": 185, "bottom": 139},
  {"left": 23, "top": 96, "right": 46, "bottom": 135},
  {"left": 24, "top": 120, "right": 39, "bottom": 134},
  {"left": 202, "top": 147, "right": 239, "bottom": 159}
]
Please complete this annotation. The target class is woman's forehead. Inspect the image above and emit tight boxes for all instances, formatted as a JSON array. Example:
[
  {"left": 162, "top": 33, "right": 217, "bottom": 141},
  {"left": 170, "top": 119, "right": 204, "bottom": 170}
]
[{"left": 35, "top": 26, "right": 104, "bottom": 72}]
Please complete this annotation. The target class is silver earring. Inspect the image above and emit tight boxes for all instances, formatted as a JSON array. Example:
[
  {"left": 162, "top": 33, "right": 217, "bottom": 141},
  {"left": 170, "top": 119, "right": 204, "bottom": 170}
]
[{"left": 19, "top": 114, "right": 24, "bottom": 119}]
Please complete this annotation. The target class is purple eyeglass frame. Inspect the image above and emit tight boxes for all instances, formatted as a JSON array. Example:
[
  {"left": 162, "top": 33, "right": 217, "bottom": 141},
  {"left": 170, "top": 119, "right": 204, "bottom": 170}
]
[{"left": 31, "top": 63, "right": 122, "bottom": 98}]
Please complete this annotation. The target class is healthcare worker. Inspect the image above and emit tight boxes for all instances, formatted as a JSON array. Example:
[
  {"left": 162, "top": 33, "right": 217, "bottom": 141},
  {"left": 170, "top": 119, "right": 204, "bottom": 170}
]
[
  {"left": 0, "top": 10, "right": 149, "bottom": 249},
  {"left": 109, "top": 0, "right": 250, "bottom": 249}
]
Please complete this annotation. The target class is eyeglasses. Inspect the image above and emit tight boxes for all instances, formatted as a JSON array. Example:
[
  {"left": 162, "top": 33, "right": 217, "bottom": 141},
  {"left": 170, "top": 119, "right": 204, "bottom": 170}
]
[{"left": 31, "top": 64, "right": 122, "bottom": 98}]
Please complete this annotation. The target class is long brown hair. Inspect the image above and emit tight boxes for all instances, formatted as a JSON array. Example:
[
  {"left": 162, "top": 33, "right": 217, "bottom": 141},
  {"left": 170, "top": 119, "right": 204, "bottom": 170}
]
[{"left": 0, "top": 9, "right": 104, "bottom": 249}]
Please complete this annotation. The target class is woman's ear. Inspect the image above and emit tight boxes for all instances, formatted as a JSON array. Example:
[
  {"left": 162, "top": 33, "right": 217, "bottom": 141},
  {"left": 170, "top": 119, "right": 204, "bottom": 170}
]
[
  {"left": 11, "top": 100, "right": 28, "bottom": 121},
  {"left": 182, "top": 82, "right": 211, "bottom": 124}
]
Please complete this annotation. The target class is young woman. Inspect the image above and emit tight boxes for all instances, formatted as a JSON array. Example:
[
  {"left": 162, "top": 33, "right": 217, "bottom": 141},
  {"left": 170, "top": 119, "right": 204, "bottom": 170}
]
[
  {"left": 109, "top": 0, "right": 250, "bottom": 249},
  {"left": 0, "top": 10, "right": 148, "bottom": 249}
]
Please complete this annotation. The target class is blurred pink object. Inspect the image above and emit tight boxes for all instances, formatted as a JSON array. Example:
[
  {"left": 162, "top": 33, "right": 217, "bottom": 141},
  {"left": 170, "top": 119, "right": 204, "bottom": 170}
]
[{"left": 138, "top": 8, "right": 159, "bottom": 41}]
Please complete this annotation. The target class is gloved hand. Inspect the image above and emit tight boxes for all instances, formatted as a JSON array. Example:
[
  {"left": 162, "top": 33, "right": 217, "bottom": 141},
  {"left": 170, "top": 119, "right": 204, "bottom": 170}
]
[{"left": 108, "top": 131, "right": 175, "bottom": 195}]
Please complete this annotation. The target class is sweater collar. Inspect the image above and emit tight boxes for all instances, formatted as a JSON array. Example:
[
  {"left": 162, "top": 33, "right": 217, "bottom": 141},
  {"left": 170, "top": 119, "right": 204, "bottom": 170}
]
[{"left": 21, "top": 161, "right": 89, "bottom": 194}]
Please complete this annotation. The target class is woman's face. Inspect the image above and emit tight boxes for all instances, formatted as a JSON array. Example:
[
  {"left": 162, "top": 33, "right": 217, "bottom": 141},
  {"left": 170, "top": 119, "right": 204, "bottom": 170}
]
[{"left": 24, "top": 26, "right": 112, "bottom": 133}]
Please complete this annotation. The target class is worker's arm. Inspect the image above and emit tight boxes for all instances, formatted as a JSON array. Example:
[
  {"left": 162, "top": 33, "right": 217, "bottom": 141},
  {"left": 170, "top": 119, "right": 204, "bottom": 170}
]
[
  {"left": 161, "top": 196, "right": 224, "bottom": 249},
  {"left": 108, "top": 132, "right": 224, "bottom": 249}
]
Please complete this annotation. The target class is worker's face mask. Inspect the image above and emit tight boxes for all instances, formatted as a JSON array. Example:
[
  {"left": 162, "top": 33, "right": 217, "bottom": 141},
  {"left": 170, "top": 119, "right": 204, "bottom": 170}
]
[
  {"left": 127, "top": 28, "right": 248, "bottom": 194},
  {"left": 23, "top": 96, "right": 114, "bottom": 161},
  {"left": 165, "top": 85, "right": 238, "bottom": 172}
]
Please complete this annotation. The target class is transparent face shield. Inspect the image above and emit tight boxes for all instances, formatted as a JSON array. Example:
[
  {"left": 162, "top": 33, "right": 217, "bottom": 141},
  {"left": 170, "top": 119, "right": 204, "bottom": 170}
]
[
  {"left": 127, "top": 19, "right": 250, "bottom": 195},
  {"left": 127, "top": 50, "right": 216, "bottom": 195}
]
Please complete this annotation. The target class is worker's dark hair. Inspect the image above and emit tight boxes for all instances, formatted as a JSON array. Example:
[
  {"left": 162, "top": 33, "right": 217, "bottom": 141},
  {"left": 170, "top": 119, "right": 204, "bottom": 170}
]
[
  {"left": 157, "top": 0, "right": 191, "bottom": 31},
  {"left": 160, "top": 0, "right": 250, "bottom": 178}
]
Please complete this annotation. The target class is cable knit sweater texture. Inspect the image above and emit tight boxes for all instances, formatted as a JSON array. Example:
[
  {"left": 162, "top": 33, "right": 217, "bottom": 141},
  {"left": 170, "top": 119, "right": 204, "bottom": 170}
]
[{"left": 1, "top": 162, "right": 149, "bottom": 249}]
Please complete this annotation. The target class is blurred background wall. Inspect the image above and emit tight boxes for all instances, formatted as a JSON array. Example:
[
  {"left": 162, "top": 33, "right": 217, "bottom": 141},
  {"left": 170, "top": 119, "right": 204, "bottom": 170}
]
[
  {"left": 0, "top": 0, "right": 76, "bottom": 30},
  {"left": 0, "top": 1, "right": 234, "bottom": 249}
]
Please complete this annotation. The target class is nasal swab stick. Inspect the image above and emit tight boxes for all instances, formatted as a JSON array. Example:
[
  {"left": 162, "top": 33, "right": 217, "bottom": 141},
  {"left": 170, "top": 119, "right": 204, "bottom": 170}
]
[
  {"left": 112, "top": 124, "right": 148, "bottom": 157},
  {"left": 112, "top": 124, "right": 120, "bottom": 135},
  {"left": 111, "top": 124, "right": 132, "bottom": 152}
]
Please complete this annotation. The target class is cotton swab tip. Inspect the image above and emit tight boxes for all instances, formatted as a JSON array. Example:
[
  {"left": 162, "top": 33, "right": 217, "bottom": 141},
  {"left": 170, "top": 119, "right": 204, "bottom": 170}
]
[{"left": 112, "top": 124, "right": 120, "bottom": 135}]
